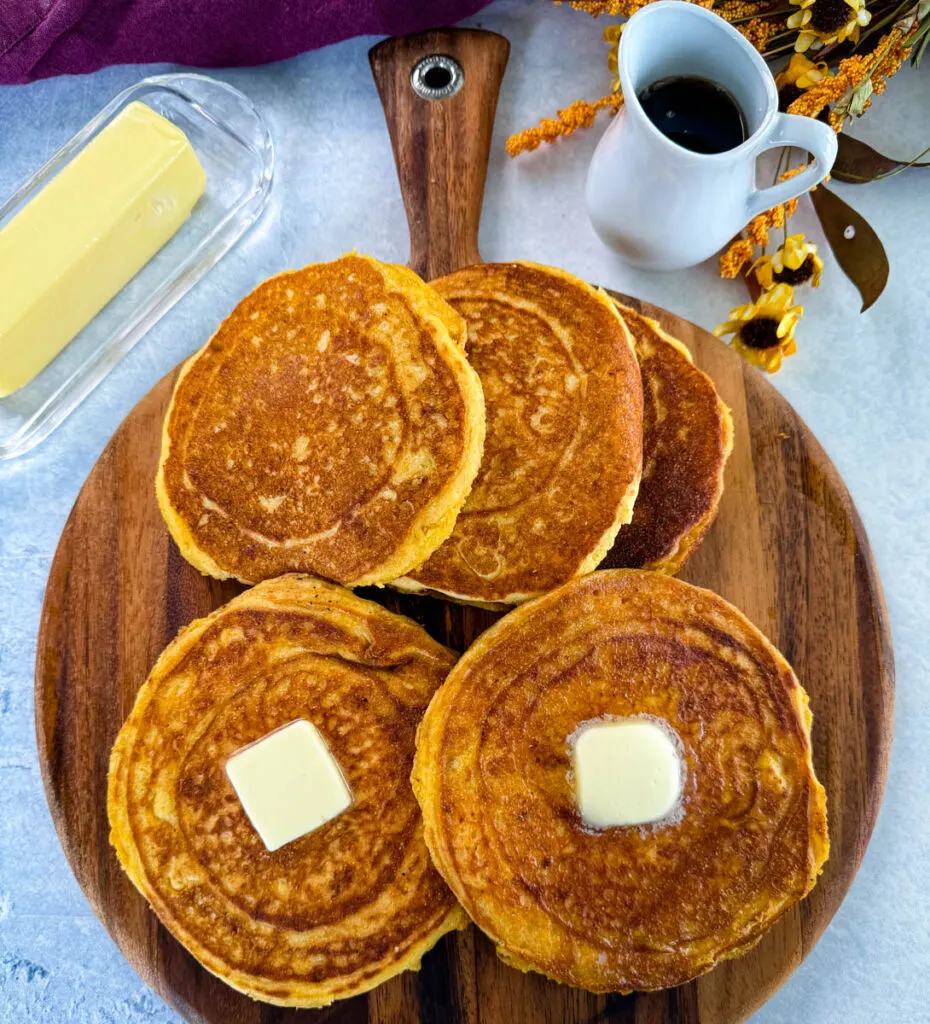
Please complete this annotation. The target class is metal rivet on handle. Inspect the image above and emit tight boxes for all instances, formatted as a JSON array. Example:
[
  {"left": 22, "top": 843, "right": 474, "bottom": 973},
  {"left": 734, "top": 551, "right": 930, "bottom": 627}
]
[{"left": 410, "top": 55, "right": 464, "bottom": 101}]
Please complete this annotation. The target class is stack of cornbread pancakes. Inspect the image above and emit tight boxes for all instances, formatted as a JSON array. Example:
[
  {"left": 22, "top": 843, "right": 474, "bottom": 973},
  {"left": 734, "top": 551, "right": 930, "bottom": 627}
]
[{"left": 109, "top": 254, "right": 828, "bottom": 1007}]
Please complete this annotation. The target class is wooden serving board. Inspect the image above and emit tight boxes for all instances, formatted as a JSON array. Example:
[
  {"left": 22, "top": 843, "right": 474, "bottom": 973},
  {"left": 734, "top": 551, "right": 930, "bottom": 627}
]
[{"left": 35, "top": 27, "right": 893, "bottom": 1024}]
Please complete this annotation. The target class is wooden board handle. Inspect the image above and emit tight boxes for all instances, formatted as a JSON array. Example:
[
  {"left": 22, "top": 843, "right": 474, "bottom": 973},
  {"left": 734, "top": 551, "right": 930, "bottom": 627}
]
[{"left": 369, "top": 28, "right": 510, "bottom": 280}]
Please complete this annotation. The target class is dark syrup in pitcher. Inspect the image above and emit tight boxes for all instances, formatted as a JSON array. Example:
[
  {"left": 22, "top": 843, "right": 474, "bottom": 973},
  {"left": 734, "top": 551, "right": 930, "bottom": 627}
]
[{"left": 637, "top": 76, "right": 747, "bottom": 154}]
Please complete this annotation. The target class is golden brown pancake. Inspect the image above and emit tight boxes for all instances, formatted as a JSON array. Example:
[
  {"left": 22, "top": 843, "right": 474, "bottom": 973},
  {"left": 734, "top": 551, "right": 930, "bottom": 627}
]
[
  {"left": 602, "top": 304, "right": 733, "bottom": 575},
  {"left": 108, "top": 575, "right": 467, "bottom": 1007},
  {"left": 413, "top": 570, "right": 828, "bottom": 992},
  {"left": 156, "top": 254, "right": 485, "bottom": 586},
  {"left": 394, "top": 262, "right": 643, "bottom": 607}
]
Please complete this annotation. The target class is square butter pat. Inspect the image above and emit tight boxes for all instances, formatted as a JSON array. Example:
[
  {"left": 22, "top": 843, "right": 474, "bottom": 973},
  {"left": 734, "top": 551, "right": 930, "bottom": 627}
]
[
  {"left": 226, "top": 719, "right": 352, "bottom": 852},
  {"left": 572, "top": 718, "right": 682, "bottom": 828}
]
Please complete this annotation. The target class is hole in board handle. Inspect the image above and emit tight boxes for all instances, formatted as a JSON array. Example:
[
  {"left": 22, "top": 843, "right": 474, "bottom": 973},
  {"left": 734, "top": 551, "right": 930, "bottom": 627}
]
[{"left": 410, "top": 55, "right": 464, "bottom": 101}]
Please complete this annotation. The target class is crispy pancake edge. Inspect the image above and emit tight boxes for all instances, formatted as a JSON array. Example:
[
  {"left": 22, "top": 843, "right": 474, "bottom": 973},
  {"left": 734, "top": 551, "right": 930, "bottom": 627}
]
[
  {"left": 155, "top": 255, "right": 486, "bottom": 588},
  {"left": 614, "top": 302, "right": 734, "bottom": 575},
  {"left": 412, "top": 569, "right": 829, "bottom": 992},
  {"left": 392, "top": 262, "right": 643, "bottom": 607},
  {"left": 108, "top": 574, "right": 469, "bottom": 1007}
]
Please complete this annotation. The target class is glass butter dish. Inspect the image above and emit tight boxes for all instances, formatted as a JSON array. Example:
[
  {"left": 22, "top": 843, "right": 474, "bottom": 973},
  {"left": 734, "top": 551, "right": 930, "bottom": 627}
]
[{"left": 0, "top": 73, "right": 274, "bottom": 460}]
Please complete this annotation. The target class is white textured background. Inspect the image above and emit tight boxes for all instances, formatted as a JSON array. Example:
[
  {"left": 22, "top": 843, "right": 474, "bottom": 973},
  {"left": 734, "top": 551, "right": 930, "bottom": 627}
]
[{"left": 0, "top": 1, "right": 928, "bottom": 1020}]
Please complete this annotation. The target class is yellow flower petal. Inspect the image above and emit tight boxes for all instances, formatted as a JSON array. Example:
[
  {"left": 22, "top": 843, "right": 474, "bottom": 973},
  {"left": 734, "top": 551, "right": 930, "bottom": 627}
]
[
  {"left": 778, "top": 54, "right": 829, "bottom": 90},
  {"left": 795, "top": 30, "right": 819, "bottom": 51},
  {"left": 713, "top": 319, "right": 743, "bottom": 337}
]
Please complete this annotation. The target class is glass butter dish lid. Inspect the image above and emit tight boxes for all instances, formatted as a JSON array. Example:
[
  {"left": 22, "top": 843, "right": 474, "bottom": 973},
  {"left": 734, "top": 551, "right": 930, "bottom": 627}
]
[{"left": 0, "top": 73, "right": 274, "bottom": 460}]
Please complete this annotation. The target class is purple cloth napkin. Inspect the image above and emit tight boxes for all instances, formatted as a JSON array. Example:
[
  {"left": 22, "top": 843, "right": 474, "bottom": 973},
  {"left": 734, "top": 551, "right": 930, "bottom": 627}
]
[{"left": 0, "top": 0, "right": 494, "bottom": 84}]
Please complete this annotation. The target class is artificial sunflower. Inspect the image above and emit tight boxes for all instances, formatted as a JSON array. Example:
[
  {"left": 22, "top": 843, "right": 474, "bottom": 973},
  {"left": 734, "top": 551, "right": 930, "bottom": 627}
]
[
  {"left": 787, "top": 0, "right": 872, "bottom": 52},
  {"left": 714, "top": 284, "right": 803, "bottom": 373},
  {"left": 776, "top": 53, "right": 829, "bottom": 110},
  {"left": 752, "top": 234, "right": 824, "bottom": 289}
]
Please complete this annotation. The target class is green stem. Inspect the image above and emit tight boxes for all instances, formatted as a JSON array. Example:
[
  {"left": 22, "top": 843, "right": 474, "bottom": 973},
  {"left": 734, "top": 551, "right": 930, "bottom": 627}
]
[
  {"left": 868, "top": 29, "right": 906, "bottom": 72},
  {"left": 859, "top": 0, "right": 915, "bottom": 40},
  {"left": 778, "top": 149, "right": 793, "bottom": 243},
  {"left": 911, "top": 19, "right": 930, "bottom": 65},
  {"left": 871, "top": 141, "right": 930, "bottom": 179},
  {"left": 773, "top": 146, "right": 789, "bottom": 187},
  {"left": 763, "top": 38, "right": 801, "bottom": 57}
]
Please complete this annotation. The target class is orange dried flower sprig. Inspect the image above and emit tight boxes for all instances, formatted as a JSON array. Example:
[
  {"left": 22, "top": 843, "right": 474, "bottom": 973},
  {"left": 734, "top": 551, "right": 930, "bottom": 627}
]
[
  {"left": 565, "top": 0, "right": 648, "bottom": 14},
  {"left": 506, "top": 94, "right": 624, "bottom": 156},
  {"left": 789, "top": 27, "right": 913, "bottom": 125},
  {"left": 737, "top": 16, "right": 785, "bottom": 48},
  {"left": 719, "top": 199, "right": 799, "bottom": 279}
]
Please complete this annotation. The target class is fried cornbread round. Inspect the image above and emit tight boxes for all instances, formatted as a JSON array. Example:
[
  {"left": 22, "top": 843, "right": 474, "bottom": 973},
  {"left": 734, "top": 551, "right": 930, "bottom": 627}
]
[
  {"left": 413, "top": 570, "right": 829, "bottom": 992},
  {"left": 156, "top": 254, "right": 485, "bottom": 586},
  {"left": 394, "top": 262, "right": 643, "bottom": 607},
  {"left": 108, "top": 575, "right": 467, "bottom": 1007},
  {"left": 602, "top": 304, "right": 733, "bottom": 575}
]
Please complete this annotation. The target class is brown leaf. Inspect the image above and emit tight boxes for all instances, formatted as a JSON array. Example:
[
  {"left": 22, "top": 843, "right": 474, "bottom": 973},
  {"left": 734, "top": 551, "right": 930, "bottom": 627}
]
[
  {"left": 811, "top": 186, "right": 889, "bottom": 312},
  {"left": 832, "top": 133, "right": 930, "bottom": 184}
]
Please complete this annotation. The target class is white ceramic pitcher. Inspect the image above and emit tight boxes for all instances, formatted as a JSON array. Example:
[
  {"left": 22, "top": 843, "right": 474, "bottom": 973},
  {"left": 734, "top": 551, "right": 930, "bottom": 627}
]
[{"left": 585, "top": 1, "right": 837, "bottom": 271}]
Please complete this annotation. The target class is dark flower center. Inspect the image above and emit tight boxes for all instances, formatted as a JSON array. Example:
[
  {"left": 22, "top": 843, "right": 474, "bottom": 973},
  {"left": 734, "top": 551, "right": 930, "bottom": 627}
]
[
  {"left": 774, "top": 255, "right": 816, "bottom": 285},
  {"left": 810, "top": 0, "right": 852, "bottom": 33},
  {"left": 740, "top": 318, "right": 781, "bottom": 350},
  {"left": 779, "top": 84, "right": 803, "bottom": 112}
]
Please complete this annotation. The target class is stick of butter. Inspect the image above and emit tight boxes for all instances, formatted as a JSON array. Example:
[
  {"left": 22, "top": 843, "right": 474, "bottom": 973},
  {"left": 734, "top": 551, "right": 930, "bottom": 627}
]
[{"left": 0, "top": 101, "right": 206, "bottom": 397}]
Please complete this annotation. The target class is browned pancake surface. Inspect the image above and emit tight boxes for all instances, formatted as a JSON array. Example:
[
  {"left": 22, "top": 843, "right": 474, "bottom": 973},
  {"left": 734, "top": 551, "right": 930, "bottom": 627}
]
[
  {"left": 400, "top": 263, "right": 643, "bottom": 605},
  {"left": 158, "top": 255, "right": 484, "bottom": 586},
  {"left": 603, "top": 306, "right": 732, "bottom": 574},
  {"left": 108, "top": 575, "right": 466, "bottom": 1006},
  {"left": 413, "top": 570, "right": 828, "bottom": 992}
]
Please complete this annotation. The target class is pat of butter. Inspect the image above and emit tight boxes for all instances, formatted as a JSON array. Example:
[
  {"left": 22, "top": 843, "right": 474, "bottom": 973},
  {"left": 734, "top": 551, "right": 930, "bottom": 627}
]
[
  {"left": 0, "top": 101, "right": 206, "bottom": 397},
  {"left": 226, "top": 719, "right": 352, "bottom": 852},
  {"left": 572, "top": 718, "right": 682, "bottom": 828}
]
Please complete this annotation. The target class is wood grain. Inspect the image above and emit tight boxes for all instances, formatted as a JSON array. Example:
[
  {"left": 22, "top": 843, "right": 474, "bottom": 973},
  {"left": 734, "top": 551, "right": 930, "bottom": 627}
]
[
  {"left": 35, "top": 27, "right": 893, "bottom": 1024},
  {"left": 369, "top": 29, "right": 509, "bottom": 280}
]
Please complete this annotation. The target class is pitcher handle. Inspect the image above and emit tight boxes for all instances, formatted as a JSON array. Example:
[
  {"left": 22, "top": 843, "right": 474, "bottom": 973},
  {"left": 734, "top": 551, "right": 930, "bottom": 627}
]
[{"left": 744, "top": 113, "right": 837, "bottom": 222}]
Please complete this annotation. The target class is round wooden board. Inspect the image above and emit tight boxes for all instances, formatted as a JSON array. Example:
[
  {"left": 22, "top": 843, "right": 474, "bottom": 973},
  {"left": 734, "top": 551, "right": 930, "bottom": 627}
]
[
  {"left": 36, "top": 26, "right": 892, "bottom": 1024},
  {"left": 35, "top": 289, "right": 893, "bottom": 1024}
]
